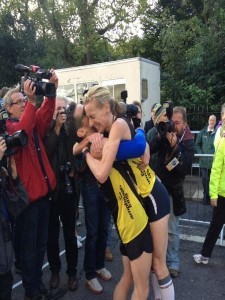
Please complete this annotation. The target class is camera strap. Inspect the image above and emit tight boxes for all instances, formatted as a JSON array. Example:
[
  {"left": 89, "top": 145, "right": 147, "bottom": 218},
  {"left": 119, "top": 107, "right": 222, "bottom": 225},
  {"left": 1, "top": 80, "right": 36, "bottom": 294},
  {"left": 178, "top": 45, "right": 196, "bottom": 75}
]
[
  {"left": 33, "top": 127, "right": 52, "bottom": 195},
  {"left": 165, "top": 144, "right": 178, "bottom": 165}
]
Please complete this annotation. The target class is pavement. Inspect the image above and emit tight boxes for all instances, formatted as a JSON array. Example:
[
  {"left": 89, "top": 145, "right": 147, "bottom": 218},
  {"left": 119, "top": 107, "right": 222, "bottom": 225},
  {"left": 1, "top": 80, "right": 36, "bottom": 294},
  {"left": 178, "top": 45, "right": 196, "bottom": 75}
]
[{"left": 11, "top": 175, "right": 225, "bottom": 299}]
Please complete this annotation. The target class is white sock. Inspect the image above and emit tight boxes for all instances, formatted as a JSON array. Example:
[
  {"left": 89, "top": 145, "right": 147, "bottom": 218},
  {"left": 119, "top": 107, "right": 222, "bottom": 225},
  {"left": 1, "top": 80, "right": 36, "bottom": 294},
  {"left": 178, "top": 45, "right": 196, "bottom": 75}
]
[
  {"left": 159, "top": 275, "right": 175, "bottom": 300},
  {"left": 151, "top": 271, "right": 162, "bottom": 300}
]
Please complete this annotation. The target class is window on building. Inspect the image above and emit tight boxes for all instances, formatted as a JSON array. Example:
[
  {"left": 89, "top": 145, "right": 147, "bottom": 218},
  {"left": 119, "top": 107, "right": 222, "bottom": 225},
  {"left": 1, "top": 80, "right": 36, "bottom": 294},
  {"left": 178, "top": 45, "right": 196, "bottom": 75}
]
[
  {"left": 57, "top": 84, "right": 75, "bottom": 99},
  {"left": 142, "top": 79, "right": 148, "bottom": 100}
]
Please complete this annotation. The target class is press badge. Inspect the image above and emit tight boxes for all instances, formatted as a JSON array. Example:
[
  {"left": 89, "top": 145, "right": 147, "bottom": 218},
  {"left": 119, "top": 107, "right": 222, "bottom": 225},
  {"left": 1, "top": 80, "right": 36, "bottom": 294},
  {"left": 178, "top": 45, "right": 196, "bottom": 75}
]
[{"left": 166, "top": 157, "right": 179, "bottom": 171}]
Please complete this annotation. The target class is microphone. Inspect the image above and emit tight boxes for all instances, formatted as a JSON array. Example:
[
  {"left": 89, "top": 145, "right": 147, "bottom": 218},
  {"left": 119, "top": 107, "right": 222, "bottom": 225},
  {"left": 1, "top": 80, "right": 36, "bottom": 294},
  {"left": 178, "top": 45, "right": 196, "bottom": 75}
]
[{"left": 15, "top": 64, "right": 31, "bottom": 72}]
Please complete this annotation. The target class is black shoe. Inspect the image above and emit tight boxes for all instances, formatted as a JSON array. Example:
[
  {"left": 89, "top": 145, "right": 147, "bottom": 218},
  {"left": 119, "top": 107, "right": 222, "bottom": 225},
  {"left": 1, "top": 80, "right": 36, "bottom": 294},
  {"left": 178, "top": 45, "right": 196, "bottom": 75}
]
[
  {"left": 169, "top": 269, "right": 179, "bottom": 278},
  {"left": 50, "top": 287, "right": 68, "bottom": 299},
  {"left": 39, "top": 283, "right": 52, "bottom": 298},
  {"left": 49, "top": 273, "right": 60, "bottom": 289},
  {"left": 24, "top": 293, "right": 45, "bottom": 300},
  {"left": 68, "top": 276, "right": 78, "bottom": 291}
]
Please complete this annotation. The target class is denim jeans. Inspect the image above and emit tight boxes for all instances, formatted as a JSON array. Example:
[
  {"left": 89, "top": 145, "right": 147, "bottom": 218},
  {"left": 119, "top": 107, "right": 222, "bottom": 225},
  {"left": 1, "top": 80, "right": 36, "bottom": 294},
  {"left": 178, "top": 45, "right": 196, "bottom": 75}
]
[
  {"left": 81, "top": 181, "right": 110, "bottom": 280},
  {"left": 17, "top": 196, "right": 49, "bottom": 297},
  {"left": 166, "top": 196, "right": 180, "bottom": 271},
  {"left": 106, "top": 215, "right": 114, "bottom": 248},
  {"left": 201, "top": 168, "right": 211, "bottom": 203},
  {"left": 47, "top": 190, "right": 77, "bottom": 277}
]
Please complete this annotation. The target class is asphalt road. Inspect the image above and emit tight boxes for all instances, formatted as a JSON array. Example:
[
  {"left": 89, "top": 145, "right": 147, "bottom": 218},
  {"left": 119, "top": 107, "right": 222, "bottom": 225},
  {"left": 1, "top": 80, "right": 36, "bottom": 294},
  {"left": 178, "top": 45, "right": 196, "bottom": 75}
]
[{"left": 11, "top": 201, "right": 225, "bottom": 300}]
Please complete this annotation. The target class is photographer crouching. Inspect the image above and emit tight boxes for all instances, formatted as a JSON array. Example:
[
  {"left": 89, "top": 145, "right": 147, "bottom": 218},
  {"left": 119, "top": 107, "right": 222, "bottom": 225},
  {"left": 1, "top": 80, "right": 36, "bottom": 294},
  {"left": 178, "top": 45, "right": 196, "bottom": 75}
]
[
  {"left": 44, "top": 96, "right": 78, "bottom": 292},
  {"left": 3, "top": 69, "right": 58, "bottom": 300},
  {"left": 147, "top": 104, "right": 195, "bottom": 278}
]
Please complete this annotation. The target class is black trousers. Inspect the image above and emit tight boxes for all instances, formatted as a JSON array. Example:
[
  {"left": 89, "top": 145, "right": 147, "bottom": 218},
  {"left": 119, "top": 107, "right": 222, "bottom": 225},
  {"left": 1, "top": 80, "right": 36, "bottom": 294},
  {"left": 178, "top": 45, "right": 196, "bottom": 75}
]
[
  {"left": 201, "top": 195, "right": 225, "bottom": 257},
  {"left": 47, "top": 190, "right": 78, "bottom": 277},
  {"left": 0, "top": 270, "right": 13, "bottom": 300}
]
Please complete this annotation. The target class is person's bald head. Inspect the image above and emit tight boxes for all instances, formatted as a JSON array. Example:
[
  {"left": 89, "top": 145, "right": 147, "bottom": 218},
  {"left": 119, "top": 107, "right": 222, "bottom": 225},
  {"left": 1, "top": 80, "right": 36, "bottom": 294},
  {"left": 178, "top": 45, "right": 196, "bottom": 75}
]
[{"left": 208, "top": 115, "right": 216, "bottom": 130}]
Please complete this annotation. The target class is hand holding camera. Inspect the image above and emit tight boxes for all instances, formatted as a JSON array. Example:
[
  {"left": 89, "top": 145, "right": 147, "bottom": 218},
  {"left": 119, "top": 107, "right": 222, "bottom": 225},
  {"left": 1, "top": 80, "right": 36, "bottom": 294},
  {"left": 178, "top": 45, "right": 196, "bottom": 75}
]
[
  {"left": 166, "top": 132, "right": 178, "bottom": 148},
  {"left": 49, "top": 69, "right": 58, "bottom": 90},
  {"left": 15, "top": 64, "right": 56, "bottom": 98},
  {"left": 24, "top": 79, "right": 36, "bottom": 105},
  {"left": 54, "top": 107, "right": 67, "bottom": 135}
]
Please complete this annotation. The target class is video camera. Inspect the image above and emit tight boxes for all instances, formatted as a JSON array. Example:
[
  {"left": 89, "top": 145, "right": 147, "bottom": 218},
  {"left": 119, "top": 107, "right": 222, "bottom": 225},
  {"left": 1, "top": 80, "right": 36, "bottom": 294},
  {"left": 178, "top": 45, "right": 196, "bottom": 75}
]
[
  {"left": 0, "top": 110, "right": 28, "bottom": 156},
  {"left": 15, "top": 64, "right": 56, "bottom": 97},
  {"left": 157, "top": 100, "right": 175, "bottom": 139}
]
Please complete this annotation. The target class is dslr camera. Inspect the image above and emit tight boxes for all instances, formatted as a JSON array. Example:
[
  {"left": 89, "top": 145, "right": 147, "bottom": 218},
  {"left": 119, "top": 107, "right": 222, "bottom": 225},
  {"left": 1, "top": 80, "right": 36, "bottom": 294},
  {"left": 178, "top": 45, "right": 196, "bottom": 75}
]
[
  {"left": 15, "top": 64, "right": 56, "bottom": 97},
  {"left": 157, "top": 100, "right": 175, "bottom": 139},
  {"left": 59, "top": 162, "right": 73, "bottom": 194},
  {"left": 0, "top": 109, "right": 28, "bottom": 156}
]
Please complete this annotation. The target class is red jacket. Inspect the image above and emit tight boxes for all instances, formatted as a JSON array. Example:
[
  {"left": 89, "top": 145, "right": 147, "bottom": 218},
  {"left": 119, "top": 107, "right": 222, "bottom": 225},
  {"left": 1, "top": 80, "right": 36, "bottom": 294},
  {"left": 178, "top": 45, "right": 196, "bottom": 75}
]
[{"left": 6, "top": 98, "right": 56, "bottom": 203}]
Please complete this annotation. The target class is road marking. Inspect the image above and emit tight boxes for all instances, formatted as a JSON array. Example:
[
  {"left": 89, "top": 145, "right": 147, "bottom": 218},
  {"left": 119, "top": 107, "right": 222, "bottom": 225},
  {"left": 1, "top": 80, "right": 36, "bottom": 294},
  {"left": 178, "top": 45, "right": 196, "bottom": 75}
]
[
  {"left": 180, "top": 234, "right": 224, "bottom": 246},
  {"left": 12, "top": 250, "right": 65, "bottom": 289},
  {"left": 13, "top": 233, "right": 224, "bottom": 289}
]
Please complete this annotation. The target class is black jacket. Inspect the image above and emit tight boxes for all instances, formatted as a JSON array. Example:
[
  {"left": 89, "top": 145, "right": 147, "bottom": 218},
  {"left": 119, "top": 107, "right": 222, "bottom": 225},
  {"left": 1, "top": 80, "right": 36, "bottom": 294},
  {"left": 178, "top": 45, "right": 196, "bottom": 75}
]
[
  {"left": 149, "top": 126, "right": 195, "bottom": 186},
  {"left": 144, "top": 118, "right": 154, "bottom": 134},
  {"left": 149, "top": 126, "right": 195, "bottom": 216},
  {"left": 44, "top": 121, "right": 74, "bottom": 201},
  {"left": 0, "top": 173, "right": 28, "bottom": 274}
]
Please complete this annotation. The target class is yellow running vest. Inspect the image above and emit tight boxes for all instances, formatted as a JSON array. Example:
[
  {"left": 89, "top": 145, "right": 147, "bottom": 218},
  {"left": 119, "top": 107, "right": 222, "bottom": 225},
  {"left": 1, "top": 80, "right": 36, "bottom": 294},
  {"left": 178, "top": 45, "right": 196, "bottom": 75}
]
[
  {"left": 109, "top": 167, "right": 148, "bottom": 244},
  {"left": 126, "top": 158, "right": 156, "bottom": 197}
]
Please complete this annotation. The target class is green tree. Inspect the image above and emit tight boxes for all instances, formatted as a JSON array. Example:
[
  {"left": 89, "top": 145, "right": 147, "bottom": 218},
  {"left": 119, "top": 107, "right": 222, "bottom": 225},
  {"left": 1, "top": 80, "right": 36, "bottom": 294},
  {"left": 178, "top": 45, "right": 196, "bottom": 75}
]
[{"left": 142, "top": 0, "right": 225, "bottom": 111}]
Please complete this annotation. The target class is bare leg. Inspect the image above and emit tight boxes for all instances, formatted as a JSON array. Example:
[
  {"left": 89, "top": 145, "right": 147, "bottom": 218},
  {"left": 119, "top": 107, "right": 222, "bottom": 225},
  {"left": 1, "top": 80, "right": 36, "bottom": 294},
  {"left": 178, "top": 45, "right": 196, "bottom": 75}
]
[
  {"left": 113, "top": 256, "right": 133, "bottom": 300},
  {"left": 150, "top": 215, "right": 175, "bottom": 300},
  {"left": 150, "top": 215, "right": 169, "bottom": 279},
  {"left": 130, "top": 251, "right": 152, "bottom": 300}
]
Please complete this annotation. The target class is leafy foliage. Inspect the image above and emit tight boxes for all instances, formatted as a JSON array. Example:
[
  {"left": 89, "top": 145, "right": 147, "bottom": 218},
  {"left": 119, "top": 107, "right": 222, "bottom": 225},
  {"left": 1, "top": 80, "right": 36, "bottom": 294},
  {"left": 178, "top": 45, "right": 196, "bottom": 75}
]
[
  {"left": 141, "top": 0, "right": 225, "bottom": 128},
  {"left": 1, "top": 0, "right": 225, "bottom": 130}
]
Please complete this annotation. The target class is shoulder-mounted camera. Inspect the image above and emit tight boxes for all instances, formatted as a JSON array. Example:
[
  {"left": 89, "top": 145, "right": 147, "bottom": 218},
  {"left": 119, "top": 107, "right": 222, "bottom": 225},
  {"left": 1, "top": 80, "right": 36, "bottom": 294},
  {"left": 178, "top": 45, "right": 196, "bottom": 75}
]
[{"left": 15, "top": 64, "right": 56, "bottom": 97}]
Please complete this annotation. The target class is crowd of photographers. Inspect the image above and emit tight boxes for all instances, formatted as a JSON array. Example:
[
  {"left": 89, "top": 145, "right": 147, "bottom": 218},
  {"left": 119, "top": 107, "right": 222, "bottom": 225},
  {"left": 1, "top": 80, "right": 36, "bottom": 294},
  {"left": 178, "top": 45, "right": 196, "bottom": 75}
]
[
  {"left": 0, "top": 67, "right": 113, "bottom": 299},
  {"left": 0, "top": 73, "right": 196, "bottom": 299},
  {"left": 0, "top": 66, "right": 223, "bottom": 300}
]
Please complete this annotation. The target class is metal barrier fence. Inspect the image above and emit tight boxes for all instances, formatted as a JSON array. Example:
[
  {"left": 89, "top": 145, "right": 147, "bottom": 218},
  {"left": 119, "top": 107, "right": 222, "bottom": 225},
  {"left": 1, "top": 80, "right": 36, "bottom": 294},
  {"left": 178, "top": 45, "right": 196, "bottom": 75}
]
[{"left": 181, "top": 153, "right": 225, "bottom": 245}]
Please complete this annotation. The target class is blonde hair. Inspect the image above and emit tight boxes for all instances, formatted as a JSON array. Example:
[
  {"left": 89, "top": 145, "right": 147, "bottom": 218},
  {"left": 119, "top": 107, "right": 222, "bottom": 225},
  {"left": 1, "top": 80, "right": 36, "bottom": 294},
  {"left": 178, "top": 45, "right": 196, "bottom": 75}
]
[{"left": 84, "top": 85, "right": 122, "bottom": 115}]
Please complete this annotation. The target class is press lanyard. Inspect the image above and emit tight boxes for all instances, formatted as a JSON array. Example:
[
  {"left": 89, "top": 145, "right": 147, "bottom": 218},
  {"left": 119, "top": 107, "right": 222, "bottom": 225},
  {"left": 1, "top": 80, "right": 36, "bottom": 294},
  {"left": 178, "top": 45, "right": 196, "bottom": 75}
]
[{"left": 178, "top": 128, "right": 186, "bottom": 158}]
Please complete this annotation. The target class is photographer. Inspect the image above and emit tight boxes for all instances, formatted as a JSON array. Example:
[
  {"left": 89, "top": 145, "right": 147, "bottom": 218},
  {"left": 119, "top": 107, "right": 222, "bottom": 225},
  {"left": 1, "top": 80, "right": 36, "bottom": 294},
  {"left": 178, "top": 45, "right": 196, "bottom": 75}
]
[
  {"left": 147, "top": 104, "right": 167, "bottom": 171},
  {"left": 0, "top": 137, "right": 28, "bottom": 300},
  {"left": 147, "top": 106, "right": 195, "bottom": 278},
  {"left": 44, "top": 96, "right": 78, "bottom": 291},
  {"left": 3, "top": 71, "right": 57, "bottom": 300},
  {"left": 132, "top": 101, "right": 142, "bottom": 129}
]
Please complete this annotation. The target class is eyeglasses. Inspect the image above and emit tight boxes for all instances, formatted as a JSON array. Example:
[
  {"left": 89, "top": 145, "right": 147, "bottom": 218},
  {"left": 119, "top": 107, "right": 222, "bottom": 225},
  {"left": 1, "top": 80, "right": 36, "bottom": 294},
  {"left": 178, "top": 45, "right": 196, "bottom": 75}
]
[
  {"left": 56, "top": 106, "right": 66, "bottom": 110},
  {"left": 10, "top": 99, "right": 27, "bottom": 106}
]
